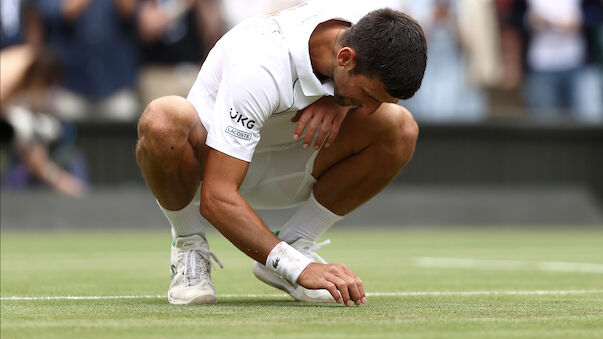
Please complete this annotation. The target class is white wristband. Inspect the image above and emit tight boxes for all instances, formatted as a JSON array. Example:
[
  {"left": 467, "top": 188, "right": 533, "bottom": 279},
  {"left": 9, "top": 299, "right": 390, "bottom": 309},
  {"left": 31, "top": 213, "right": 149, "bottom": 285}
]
[{"left": 265, "top": 242, "right": 313, "bottom": 284}]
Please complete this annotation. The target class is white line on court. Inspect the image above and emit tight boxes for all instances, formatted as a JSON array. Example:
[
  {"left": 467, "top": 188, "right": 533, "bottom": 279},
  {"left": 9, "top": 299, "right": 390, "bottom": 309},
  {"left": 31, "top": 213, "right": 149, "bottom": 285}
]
[
  {"left": 1, "top": 290, "right": 602, "bottom": 301},
  {"left": 412, "top": 257, "right": 603, "bottom": 274}
]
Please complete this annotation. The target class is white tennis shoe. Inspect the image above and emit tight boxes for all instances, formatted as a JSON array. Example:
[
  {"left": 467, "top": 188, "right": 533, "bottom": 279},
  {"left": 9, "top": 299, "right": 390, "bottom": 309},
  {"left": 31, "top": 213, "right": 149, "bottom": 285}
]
[
  {"left": 168, "top": 234, "right": 223, "bottom": 305},
  {"left": 253, "top": 238, "right": 335, "bottom": 302}
]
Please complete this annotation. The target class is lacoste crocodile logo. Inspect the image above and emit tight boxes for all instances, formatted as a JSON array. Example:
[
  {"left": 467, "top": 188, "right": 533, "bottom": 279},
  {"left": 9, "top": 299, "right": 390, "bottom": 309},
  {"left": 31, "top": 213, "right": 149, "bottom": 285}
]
[{"left": 272, "top": 258, "right": 280, "bottom": 269}]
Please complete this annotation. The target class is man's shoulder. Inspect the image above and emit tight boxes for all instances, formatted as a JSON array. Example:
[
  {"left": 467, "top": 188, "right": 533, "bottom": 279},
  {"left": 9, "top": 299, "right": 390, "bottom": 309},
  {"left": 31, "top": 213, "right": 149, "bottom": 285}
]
[{"left": 220, "top": 19, "right": 292, "bottom": 75}]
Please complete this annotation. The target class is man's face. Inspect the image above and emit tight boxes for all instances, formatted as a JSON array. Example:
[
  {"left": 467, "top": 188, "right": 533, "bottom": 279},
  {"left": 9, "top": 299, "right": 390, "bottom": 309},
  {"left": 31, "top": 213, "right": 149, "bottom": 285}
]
[{"left": 332, "top": 48, "right": 398, "bottom": 114}]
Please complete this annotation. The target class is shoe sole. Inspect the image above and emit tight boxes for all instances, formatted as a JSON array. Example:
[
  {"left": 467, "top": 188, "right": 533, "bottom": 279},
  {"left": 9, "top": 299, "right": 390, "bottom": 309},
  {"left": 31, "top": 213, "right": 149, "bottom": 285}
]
[
  {"left": 252, "top": 262, "right": 334, "bottom": 302},
  {"left": 168, "top": 293, "right": 217, "bottom": 305}
]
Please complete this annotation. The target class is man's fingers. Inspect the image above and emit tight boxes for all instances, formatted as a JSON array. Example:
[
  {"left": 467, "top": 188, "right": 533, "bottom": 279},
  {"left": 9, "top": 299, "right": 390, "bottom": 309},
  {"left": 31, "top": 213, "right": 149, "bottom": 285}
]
[
  {"left": 303, "top": 118, "right": 321, "bottom": 149},
  {"left": 293, "top": 111, "right": 312, "bottom": 140},
  {"left": 297, "top": 263, "right": 365, "bottom": 306},
  {"left": 334, "top": 266, "right": 363, "bottom": 305},
  {"left": 357, "top": 278, "right": 366, "bottom": 304},
  {"left": 324, "top": 108, "right": 348, "bottom": 148},
  {"left": 291, "top": 110, "right": 303, "bottom": 123},
  {"left": 322, "top": 281, "right": 342, "bottom": 304},
  {"left": 328, "top": 274, "right": 351, "bottom": 307},
  {"left": 314, "top": 120, "right": 332, "bottom": 150},
  {"left": 340, "top": 264, "right": 366, "bottom": 304},
  {"left": 337, "top": 273, "right": 361, "bottom": 305},
  {"left": 324, "top": 116, "right": 343, "bottom": 148}
]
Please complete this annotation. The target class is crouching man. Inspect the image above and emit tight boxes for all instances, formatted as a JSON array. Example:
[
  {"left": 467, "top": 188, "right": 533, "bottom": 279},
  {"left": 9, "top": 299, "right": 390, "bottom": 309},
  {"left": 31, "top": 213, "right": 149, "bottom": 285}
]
[{"left": 136, "top": 1, "right": 426, "bottom": 306}]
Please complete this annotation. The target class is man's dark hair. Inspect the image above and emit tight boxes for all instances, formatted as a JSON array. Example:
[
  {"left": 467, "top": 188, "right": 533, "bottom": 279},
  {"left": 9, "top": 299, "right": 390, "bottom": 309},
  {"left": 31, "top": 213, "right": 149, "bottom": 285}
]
[{"left": 341, "top": 8, "right": 427, "bottom": 100}]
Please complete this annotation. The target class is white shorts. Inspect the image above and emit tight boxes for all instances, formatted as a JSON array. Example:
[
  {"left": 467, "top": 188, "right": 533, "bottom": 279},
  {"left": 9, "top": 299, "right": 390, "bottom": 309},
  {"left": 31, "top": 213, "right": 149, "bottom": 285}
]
[{"left": 194, "top": 145, "right": 319, "bottom": 210}]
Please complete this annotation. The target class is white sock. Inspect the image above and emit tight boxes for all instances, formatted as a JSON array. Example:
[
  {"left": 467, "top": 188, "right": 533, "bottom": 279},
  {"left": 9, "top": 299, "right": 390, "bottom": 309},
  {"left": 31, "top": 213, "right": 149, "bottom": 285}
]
[
  {"left": 278, "top": 192, "right": 343, "bottom": 243},
  {"left": 158, "top": 200, "right": 205, "bottom": 240}
]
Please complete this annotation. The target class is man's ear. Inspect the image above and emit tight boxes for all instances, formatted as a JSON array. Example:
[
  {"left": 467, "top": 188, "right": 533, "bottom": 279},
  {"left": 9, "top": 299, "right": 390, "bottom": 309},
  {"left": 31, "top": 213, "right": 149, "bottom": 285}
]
[{"left": 337, "top": 47, "right": 356, "bottom": 70}]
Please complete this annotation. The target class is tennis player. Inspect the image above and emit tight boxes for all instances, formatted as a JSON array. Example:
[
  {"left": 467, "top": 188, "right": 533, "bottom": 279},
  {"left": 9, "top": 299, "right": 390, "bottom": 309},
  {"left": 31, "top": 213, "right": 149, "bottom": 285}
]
[{"left": 136, "top": 0, "right": 427, "bottom": 306}]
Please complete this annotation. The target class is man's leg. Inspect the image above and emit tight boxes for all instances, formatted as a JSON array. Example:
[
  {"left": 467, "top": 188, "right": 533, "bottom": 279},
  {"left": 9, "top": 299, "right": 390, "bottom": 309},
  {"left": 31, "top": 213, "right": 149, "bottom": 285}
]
[
  {"left": 278, "top": 103, "right": 418, "bottom": 242},
  {"left": 136, "top": 96, "right": 208, "bottom": 210},
  {"left": 137, "top": 95, "right": 210, "bottom": 238},
  {"left": 313, "top": 104, "right": 418, "bottom": 214},
  {"left": 136, "top": 96, "right": 219, "bottom": 305}
]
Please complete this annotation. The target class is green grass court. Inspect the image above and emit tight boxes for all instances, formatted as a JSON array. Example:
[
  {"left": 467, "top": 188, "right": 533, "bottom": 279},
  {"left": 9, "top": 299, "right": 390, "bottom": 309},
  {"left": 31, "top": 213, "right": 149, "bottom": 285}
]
[{"left": 1, "top": 228, "right": 602, "bottom": 338}]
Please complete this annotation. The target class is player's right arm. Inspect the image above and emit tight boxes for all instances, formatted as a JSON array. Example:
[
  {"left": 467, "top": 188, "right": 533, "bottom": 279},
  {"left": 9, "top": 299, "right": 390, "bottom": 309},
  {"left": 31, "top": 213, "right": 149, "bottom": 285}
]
[{"left": 199, "top": 147, "right": 366, "bottom": 306}]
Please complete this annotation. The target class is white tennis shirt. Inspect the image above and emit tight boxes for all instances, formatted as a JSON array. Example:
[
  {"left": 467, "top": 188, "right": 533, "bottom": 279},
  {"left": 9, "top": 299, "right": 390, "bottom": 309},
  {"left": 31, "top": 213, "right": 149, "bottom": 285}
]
[{"left": 187, "top": 1, "right": 378, "bottom": 162}]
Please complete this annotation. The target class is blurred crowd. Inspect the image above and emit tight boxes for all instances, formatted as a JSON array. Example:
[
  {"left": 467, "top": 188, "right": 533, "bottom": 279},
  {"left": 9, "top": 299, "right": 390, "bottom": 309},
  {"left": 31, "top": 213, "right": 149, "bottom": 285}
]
[
  {"left": 1, "top": 0, "right": 602, "bottom": 195},
  {"left": 400, "top": 0, "right": 603, "bottom": 122}
]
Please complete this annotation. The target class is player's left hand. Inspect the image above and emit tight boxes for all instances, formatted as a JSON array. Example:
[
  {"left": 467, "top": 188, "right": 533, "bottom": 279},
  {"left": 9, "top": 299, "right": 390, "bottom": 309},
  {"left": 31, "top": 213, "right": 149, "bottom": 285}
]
[{"left": 291, "top": 96, "right": 350, "bottom": 150}]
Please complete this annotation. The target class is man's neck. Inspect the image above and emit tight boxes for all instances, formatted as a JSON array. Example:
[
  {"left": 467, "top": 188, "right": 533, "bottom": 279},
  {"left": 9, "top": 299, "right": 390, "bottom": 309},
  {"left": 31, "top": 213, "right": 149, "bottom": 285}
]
[{"left": 309, "top": 20, "right": 350, "bottom": 80}]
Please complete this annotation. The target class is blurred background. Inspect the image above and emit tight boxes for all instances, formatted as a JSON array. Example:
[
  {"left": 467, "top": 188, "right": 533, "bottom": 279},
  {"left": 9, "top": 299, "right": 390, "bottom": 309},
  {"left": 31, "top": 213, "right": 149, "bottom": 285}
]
[{"left": 1, "top": 0, "right": 602, "bottom": 230}]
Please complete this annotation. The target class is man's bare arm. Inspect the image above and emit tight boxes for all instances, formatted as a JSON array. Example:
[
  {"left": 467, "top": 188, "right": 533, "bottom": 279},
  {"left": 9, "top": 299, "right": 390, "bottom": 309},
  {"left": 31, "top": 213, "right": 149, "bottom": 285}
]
[
  {"left": 200, "top": 149, "right": 280, "bottom": 262},
  {"left": 200, "top": 149, "right": 366, "bottom": 306}
]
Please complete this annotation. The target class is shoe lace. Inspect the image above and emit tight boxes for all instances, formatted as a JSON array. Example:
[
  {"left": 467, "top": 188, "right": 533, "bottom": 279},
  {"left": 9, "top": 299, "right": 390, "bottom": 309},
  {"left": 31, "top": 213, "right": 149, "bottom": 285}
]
[
  {"left": 178, "top": 247, "right": 223, "bottom": 286},
  {"left": 297, "top": 239, "right": 331, "bottom": 264}
]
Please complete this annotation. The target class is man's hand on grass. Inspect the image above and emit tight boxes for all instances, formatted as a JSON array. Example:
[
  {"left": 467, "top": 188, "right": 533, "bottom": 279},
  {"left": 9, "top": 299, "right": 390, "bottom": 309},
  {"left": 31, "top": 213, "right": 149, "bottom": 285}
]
[{"left": 297, "top": 262, "right": 366, "bottom": 306}]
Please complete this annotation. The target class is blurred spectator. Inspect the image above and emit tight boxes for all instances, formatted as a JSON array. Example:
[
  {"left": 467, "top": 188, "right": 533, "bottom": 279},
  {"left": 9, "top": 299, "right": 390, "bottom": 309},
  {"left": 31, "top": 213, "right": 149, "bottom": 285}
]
[
  {"left": 598, "top": 7, "right": 603, "bottom": 66},
  {"left": 1, "top": 0, "right": 28, "bottom": 46},
  {"left": 403, "top": 0, "right": 501, "bottom": 122},
  {"left": 1, "top": 0, "right": 26, "bottom": 46},
  {"left": 1, "top": 0, "right": 43, "bottom": 48},
  {"left": 507, "top": 0, "right": 603, "bottom": 122},
  {"left": 1, "top": 45, "right": 86, "bottom": 196},
  {"left": 137, "top": 0, "right": 223, "bottom": 106},
  {"left": 33, "top": 0, "right": 140, "bottom": 121},
  {"left": 496, "top": 0, "right": 523, "bottom": 91}
]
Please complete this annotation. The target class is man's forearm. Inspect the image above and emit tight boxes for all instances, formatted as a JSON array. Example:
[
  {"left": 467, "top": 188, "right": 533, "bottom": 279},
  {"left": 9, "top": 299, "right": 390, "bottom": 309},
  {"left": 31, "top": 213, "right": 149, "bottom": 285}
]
[{"left": 200, "top": 188, "right": 280, "bottom": 264}]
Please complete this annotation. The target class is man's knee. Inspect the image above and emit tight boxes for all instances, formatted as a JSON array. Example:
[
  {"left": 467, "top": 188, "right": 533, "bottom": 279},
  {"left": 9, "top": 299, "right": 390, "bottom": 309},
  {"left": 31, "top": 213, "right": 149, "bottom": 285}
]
[
  {"left": 137, "top": 96, "right": 198, "bottom": 157},
  {"left": 375, "top": 104, "right": 419, "bottom": 173}
]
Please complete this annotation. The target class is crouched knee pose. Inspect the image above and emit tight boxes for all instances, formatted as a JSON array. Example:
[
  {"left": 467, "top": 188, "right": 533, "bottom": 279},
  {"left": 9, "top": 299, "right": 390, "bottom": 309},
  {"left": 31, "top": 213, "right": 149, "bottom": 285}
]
[{"left": 136, "top": 1, "right": 426, "bottom": 306}]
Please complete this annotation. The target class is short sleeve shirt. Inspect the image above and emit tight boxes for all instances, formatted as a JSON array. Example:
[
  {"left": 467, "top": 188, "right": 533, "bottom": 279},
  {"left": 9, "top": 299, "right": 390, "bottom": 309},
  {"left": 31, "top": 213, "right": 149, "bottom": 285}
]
[{"left": 187, "top": 0, "right": 379, "bottom": 162}]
